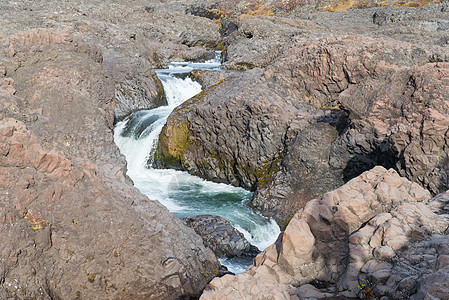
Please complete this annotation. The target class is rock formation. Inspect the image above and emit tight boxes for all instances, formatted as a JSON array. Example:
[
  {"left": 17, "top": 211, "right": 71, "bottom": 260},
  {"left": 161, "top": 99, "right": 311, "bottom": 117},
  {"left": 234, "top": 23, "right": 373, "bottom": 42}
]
[
  {"left": 0, "top": 0, "right": 223, "bottom": 298},
  {"left": 201, "top": 166, "right": 449, "bottom": 299},
  {"left": 158, "top": 3, "right": 449, "bottom": 226},
  {"left": 1, "top": 0, "right": 449, "bottom": 299},
  {"left": 0, "top": 118, "right": 219, "bottom": 299}
]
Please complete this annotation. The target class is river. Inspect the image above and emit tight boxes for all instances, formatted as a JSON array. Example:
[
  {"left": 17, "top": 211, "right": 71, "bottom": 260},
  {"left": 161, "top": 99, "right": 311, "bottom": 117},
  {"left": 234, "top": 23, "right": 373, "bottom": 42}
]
[{"left": 113, "top": 53, "right": 280, "bottom": 274}]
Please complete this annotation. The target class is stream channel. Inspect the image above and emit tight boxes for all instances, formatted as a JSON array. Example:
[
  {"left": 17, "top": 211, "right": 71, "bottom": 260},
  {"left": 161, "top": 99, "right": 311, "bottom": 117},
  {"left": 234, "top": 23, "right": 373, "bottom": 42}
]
[{"left": 114, "top": 53, "right": 280, "bottom": 274}]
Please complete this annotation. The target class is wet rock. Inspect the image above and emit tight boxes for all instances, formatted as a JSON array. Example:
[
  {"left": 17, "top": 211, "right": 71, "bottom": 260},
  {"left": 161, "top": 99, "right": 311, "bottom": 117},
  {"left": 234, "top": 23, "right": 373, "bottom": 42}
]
[{"left": 182, "top": 215, "right": 260, "bottom": 258}]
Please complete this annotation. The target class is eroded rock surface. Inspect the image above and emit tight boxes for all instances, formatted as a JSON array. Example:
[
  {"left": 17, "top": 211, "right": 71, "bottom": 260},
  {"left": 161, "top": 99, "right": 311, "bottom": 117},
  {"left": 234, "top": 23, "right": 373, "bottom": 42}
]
[
  {"left": 2, "top": 0, "right": 449, "bottom": 299},
  {"left": 0, "top": 119, "right": 220, "bottom": 299},
  {"left": 159, "top": 30, "right": 449, "bottom": 226},
  {"left": 201, "top": 167, "right": 449, "bottom": 299},
  {"left": 190, "top": 69, "right": 235, "bottom": 90},
  {"left": 0, "top": 0, "right": 223, "bottom": 123}
]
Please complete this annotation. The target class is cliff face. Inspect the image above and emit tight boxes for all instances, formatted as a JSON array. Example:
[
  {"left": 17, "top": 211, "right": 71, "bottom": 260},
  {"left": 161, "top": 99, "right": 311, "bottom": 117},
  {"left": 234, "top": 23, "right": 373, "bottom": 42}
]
[
  {"left": 158, "top": 4, "right": 449, "bottom": 227},
  {"left": 0, "top": 1, "right": 222, "bottom": 298},
  {"left": 153, "top": 3, "right": 449, "bottom": 298},
  {"left": 0, "top": 118, "right": 219, "bottom": 299}
]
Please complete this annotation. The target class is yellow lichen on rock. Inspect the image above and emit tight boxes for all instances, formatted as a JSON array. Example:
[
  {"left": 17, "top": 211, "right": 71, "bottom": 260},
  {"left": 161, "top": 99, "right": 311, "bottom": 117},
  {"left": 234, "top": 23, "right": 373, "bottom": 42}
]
[
  {"left": 326, "top": 0, "right": 357, "bottom": 12},
  {"left": 24, "top": 212, "right": 51, "bottom": 231}
]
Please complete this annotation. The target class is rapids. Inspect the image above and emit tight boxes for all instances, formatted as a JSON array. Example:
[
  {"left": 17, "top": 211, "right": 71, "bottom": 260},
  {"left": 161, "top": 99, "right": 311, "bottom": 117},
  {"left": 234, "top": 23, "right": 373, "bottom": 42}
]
[{"left": 114, "top": 53, "right": 280, "bottom": 274}]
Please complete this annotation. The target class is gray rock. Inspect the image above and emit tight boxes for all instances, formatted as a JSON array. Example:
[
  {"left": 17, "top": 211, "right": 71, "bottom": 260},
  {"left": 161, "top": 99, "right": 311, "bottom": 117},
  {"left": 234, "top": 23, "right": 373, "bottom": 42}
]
[
  {"left": 190, "top": 69, "right": 236, "bottom": 90},
  {"left": 158, "top": 31, "right": 449, "bottom": 227},
  {"left": 223, "top": 15, "right": 316, "bottom": 70},
  {"left": 102, "top": 52, "right": 167, "bottom": 123},
  {"left": 0, "top": 118, "right": 220, "bottom": 299},
  {"left": 182, "top": 215, "right": 260, "bottom": 258}
]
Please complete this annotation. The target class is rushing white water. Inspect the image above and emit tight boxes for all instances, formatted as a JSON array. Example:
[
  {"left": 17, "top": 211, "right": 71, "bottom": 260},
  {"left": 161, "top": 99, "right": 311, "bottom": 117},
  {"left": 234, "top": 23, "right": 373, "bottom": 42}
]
[{"left": 114, "top": 54, "right": 280, "bottom": 274}]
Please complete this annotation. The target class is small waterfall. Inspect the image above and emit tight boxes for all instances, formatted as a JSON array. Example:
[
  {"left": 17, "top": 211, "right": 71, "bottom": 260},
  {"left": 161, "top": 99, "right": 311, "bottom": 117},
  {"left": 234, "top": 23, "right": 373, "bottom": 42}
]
[{"left": 114, "top": 54, "right": 280, "bottom": 273}]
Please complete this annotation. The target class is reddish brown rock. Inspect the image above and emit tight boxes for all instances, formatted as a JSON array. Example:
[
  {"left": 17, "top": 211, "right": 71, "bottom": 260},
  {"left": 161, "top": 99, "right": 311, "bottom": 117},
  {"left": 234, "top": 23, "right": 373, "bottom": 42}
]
[
  {"left": 201, "top": 273, "right": 300, "bottom": 300},
  {"left": 0, "top": 10, "right": 221, "bottom": 298},
  {"left": 0, "top": 119, "right": 220, "bottom": 299},
  {"left": 336, "top": 62, "right": 449, "bottom": 194}
]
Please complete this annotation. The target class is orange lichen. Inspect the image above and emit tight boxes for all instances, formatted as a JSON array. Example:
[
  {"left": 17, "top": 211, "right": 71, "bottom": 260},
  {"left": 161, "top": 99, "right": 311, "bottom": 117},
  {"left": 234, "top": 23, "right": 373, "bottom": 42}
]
[{"left": 358, "top": 283, "right": 379, "bottom": 300}]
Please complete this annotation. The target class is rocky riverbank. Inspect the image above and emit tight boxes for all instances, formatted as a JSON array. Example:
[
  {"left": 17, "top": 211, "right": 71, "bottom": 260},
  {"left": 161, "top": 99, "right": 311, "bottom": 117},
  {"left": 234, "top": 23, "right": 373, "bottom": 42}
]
[
  {"left": 159, "top": 2, "right": 449, "bottom": 228},
  {"left": 1, "top": 0, "right": 449, "bottom": 299},
  {"left": 0, "top": 0, "right": 222, "bottom": 298}
]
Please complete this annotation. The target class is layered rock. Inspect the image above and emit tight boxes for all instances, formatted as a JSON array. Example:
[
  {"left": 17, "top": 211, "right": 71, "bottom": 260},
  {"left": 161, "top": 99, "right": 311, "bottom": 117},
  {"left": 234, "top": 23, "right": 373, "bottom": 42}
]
[
  {"left": 145, "top": 2, "right": 221, "bottom": 48},
  {"left": 201, "top": 166, "right": 449, "bottom": 299},
  {"left": 222, "top": 15, "right": 317, "bottom": 70},
  {"left": 335, "top": 62, "right": 449, "bottom": 194},
  {"left": 0, "top": 14, "right": 221, "bottom": 299},
  {"left": 103, "top": 54, "right": 167, "bottom": 122},
  {"left": 0, "top": 0, "right": 223, "bottom": 123},
  {"left": 190, "top": 69, "right": 235, "bottom": 90},
  {"left": 183, "top": 215, "right": 260, "bottom": 258},
  {"left": 157, "top": 67, "right": 315, "bottom": 190}
]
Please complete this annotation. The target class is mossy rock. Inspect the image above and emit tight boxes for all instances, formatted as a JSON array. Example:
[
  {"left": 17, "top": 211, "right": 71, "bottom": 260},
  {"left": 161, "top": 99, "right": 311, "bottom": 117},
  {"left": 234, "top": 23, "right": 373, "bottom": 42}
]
[
  {"left": 155, "top": 80, "right": 226, "bottom": 169},
  {"left": 157, "top": 118, "right": 192, "bottom": 169}
]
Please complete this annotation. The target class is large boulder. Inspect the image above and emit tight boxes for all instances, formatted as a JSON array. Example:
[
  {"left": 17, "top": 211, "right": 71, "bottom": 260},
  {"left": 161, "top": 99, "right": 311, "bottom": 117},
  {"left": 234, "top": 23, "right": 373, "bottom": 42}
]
[
  {"left": 190, "top": 69, "right": 236, "bottom": 90},
  {"left": 182, "top": 215, "right": 260, "bottom": 258},
  {"left": 201, "top": 166, "right": 449, "bottom": 299},
  {"left": 0, "top": 119, "right": 220, "bottom": 299},
  {"left": 144, "top": 2, "right": 221, "bottom": 48},
  {"left": 157, "top": 67, "right": 316, "bottom": 190},
  {"left": 334, "top": 62, "right": 449, "bottom": 195},
  {"left": 222, "top": 15, "right": 317, "bottom": 70},
  {"left": 102, "top": 53, "right": 167, "bottom": 123}
]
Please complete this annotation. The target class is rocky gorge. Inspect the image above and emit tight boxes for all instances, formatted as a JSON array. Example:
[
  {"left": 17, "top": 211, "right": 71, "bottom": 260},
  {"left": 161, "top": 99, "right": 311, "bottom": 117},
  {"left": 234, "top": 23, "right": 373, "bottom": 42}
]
[{"left": 1, "top": 0, "right": 449, "bottom": 299}]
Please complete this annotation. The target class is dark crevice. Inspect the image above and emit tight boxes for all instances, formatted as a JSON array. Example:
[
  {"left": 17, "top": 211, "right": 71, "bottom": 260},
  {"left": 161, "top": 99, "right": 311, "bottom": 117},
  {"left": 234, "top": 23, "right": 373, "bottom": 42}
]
[
  {"left": 342, "top": 145, "right": 397, "bottom": 183},
  {"left": 317, "top": 109, "right": 350, "bottom": 136}
]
